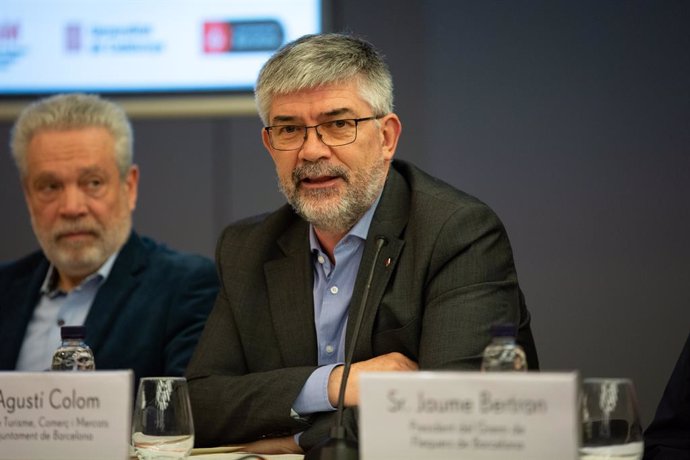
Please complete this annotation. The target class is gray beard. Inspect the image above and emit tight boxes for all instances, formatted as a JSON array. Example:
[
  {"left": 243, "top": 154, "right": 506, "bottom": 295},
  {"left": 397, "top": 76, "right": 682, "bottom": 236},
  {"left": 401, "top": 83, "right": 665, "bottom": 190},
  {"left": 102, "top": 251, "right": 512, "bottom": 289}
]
[
  {"left": 279, "top": 160, "right": 387, "bottom": 234},
  {"left": 32, "top": 215, "right": 131, "bottom": 280}
]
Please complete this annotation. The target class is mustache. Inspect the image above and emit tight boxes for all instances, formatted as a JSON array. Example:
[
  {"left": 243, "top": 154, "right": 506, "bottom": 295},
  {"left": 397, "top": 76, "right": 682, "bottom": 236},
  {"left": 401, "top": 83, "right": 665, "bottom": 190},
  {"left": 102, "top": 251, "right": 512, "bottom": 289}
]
[
  {"left": 53, "top": 223, "right": 100, "bottom": 240},
  {"left": 292, "top": 162, "right": 350, "bottom": 184}
]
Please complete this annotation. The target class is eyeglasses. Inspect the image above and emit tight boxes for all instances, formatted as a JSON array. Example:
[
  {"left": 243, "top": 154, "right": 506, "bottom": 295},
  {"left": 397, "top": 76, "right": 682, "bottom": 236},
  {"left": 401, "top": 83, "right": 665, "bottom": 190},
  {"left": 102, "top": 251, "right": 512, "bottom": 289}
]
[{"left": 264, "top": 116, "right": 383, "bottom": 151}]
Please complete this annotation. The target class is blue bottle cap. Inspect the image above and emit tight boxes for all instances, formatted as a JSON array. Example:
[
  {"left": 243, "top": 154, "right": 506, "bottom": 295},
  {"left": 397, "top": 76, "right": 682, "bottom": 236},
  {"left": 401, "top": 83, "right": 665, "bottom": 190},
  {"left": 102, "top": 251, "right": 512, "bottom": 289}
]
[
  {"left": 60, "top": 325, "right": 87, "bottom": 339},
  {"left": 490, "top": 323, "right": 517, "bottom": 337}
]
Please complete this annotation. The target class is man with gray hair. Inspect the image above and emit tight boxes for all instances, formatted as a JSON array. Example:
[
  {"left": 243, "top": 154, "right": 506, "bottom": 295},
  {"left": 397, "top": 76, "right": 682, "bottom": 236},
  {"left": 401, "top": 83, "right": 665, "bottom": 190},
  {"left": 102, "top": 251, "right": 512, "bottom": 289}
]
[
  {"left": 187, "top": 33, "right": 538, "bottom": 454},
  {"left": 0, "top": 93, "right": 218, "bottom": 382}
]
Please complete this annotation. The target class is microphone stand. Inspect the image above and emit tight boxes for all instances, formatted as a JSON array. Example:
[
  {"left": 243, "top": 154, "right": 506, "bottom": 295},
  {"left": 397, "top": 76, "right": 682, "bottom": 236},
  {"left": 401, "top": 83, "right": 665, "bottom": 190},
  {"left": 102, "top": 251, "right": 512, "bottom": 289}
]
[{"left": 305, "top": 237, "right": 387, "bottom": 460}]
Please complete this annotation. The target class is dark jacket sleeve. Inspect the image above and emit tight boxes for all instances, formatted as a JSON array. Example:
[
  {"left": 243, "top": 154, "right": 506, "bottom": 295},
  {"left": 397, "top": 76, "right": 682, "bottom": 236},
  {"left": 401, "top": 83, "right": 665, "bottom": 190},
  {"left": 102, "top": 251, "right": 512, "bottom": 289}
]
[
  {"left": 644, "top": 332, "right": 690, "bottom": 459},
  {"left": 162, "top": 254, "right": 220, "bottom": 376},
  {"left": 185, "top": 222, "right": 316, "bottom": 447},
  {"left": 185, "top": 287, "right": 316, "bottom": 446}
]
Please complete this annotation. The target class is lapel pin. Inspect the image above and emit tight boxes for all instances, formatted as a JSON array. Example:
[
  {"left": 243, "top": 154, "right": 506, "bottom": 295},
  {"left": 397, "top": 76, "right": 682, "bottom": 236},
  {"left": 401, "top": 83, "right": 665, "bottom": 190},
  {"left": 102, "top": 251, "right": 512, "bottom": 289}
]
[{"left": 384, "top": 257, "right": 392, "bottom": 267}]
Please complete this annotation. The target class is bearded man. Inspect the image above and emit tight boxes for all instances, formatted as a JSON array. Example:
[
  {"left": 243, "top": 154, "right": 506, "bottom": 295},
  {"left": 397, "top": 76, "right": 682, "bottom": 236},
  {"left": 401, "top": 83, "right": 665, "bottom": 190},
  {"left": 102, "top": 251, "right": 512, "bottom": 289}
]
[
  {"left": 186, "top": 33, "right": 539, "bottom": 455},
  {"left": 0, "top": 93, "right": 218, "bottom": 382}
]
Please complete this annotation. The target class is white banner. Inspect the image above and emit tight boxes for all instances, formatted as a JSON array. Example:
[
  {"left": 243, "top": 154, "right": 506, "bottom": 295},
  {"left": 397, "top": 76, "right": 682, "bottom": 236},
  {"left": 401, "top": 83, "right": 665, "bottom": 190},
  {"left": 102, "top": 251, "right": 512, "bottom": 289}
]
[{"left": 0, "top": 0, "right": 321, "bottom": 93}]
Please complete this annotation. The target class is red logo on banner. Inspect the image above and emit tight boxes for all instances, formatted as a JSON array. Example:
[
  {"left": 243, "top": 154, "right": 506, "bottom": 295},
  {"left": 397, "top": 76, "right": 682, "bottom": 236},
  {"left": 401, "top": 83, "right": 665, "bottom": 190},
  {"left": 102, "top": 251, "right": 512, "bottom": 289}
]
[
  {"left": 203, "top": 22, "right": 231, "bottom": 53},
  {"left": 0, "top": 23, "right": 20, "bottom": 41}
]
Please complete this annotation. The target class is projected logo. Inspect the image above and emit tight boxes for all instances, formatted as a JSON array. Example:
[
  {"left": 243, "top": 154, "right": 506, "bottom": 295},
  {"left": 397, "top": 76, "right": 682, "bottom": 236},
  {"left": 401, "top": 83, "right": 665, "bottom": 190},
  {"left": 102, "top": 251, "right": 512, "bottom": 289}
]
[
  {"left": 0, "top": 23, "right": 20, "bottom": 41},
  {"left": 0, "top": 22, "right": 26, "bottom": 71},
  {"left": 65, "top": 23, "right": 81, "bottom": 52},
  {"left": 203, "top": 20, "right": 284, "bottom": 53}
]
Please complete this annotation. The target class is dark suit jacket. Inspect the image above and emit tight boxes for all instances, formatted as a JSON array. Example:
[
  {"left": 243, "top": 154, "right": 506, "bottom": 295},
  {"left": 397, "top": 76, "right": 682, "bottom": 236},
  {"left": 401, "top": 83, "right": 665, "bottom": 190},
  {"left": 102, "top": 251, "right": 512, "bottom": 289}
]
[
  {"left": 644, "top": 332, "right": 690, "bottom": 459},
  {"left": 0, "top": 232, "right": 218, "bottom": 381},
  {"left": 186, "top": 160, "right": 538, "bottom": 450}
]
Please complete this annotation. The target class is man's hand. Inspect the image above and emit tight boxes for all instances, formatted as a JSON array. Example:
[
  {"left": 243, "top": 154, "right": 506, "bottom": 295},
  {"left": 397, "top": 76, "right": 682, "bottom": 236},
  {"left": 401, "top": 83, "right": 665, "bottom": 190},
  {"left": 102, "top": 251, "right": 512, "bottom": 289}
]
[
  {"left": 240, "top": 435, "right": 303, "bottom": 455},
  {"left": 327, "top": 352, "right": 418, "bottom": 407}
]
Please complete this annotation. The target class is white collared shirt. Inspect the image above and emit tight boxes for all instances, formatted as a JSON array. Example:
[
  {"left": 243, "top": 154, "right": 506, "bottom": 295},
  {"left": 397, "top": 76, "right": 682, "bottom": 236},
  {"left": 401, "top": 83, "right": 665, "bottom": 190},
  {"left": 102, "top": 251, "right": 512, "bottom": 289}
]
[
  {"left": 292, "top": 191, "right": 383, "bottom": 416},
  {"left": 15, "top": 251, "right": 119, "bottom": 371}
]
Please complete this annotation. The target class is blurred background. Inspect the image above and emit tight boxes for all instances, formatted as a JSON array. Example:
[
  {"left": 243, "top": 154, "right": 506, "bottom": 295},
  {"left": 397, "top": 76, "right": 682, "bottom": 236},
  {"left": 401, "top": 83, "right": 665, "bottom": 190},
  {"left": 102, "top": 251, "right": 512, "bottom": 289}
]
[{"left": 1, "top": 0, "right": 688, "bottom": 425}]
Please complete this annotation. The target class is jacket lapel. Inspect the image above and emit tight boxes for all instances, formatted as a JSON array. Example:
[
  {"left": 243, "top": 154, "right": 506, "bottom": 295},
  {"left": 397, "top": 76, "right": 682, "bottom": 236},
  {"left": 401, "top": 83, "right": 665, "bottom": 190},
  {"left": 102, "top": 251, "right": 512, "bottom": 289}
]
[
  {"left": 346, "top": 166, "right": 410, "bottom": 361},
  {"left": 0, "top": 256, "right": 47, "bottom": 368},
  {"left": 84, "top": 232, "right": 144, "bottom": 353},
  {"left": 264, "top": 219, "right": 318, "bottom": 367}
]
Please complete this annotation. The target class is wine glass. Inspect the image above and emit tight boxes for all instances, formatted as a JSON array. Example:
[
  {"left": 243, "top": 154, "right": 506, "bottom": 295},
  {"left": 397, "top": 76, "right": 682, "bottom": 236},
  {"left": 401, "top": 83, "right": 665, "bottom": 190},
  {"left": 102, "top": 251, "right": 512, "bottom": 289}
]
[
  {"left": 580, "top": 378, "right": 644, "bottom": 460},
  {"left": 131, "top": 377, "right": 195, "bottom": 459}
]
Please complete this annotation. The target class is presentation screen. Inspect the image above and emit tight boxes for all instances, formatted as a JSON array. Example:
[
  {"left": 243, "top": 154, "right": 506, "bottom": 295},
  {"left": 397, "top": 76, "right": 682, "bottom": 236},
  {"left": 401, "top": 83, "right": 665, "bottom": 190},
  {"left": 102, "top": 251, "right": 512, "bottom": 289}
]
[{"left": 0, "top": 0, "right": 323, "bottom": 96}]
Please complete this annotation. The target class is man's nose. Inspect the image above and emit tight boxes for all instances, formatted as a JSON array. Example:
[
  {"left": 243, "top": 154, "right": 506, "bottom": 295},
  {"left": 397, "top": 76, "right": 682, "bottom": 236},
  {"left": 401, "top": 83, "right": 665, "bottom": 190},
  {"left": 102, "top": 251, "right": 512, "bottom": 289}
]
[
  {"left": 58, "top": 186, "right": 88, "bottom": 217},
  {"left": 298, "top": 126, "right": 332, "bottom": 162}
]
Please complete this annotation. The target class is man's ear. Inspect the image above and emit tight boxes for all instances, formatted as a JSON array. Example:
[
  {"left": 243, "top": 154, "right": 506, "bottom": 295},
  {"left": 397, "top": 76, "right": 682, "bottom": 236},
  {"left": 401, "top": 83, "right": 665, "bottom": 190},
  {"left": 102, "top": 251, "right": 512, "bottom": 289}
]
[
  {"left": 261, "top": 127, "right": 276, "bottom": 155},
  {"left": 380, "top": 113, "right": 402, "bottom": 161},
  {"left": 21, "top": 178, "right": 33, "bottom": 215},
  {"left": 125, "top": 165, "right": 140, "bottom": 211}
]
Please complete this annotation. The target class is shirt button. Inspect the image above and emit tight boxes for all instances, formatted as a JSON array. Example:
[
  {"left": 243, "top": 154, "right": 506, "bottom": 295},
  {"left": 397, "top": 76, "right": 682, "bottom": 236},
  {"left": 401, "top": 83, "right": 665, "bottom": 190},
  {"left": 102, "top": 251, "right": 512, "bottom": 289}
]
[
  {"left": 326, "top": 345, "right": 334, "bottom": 354},
  {"left": 57, "top": 319, "right": 65, "bottom": 327},
  {"left": 330, "top": 286, "right": 339, "bottom": 295},
  {"left": 317, "top": 255, "right": 325, "bottom": 264}
]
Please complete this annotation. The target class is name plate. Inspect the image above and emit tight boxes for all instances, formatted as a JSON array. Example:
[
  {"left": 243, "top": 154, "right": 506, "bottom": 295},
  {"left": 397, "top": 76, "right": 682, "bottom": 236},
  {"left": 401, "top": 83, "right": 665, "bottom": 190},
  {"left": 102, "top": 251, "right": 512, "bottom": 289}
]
[
  {"left": 360, "top": 371, "right": 579, "bottom": 460},
  {"left": 0, "top": 371, "right": 133, "bottom": 460}
]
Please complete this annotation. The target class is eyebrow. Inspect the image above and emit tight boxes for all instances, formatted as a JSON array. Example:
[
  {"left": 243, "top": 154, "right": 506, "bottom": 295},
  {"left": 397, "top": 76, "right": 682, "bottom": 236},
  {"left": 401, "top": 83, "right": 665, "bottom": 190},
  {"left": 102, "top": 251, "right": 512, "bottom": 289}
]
[
  {"left": 78, "top": 166, "right": 108, "bottom": 177},
  {"left": 322, "top": 108, "right": 355, "bottom": 118},
  {"left": 32, "top": 166, "right": 107, "bottom": 183},
  {"left": 270, "top": 108, "right": 357, "bottom": 125},
  {"left": 68, "top": 166, "right": 109, "bottom": 180}
]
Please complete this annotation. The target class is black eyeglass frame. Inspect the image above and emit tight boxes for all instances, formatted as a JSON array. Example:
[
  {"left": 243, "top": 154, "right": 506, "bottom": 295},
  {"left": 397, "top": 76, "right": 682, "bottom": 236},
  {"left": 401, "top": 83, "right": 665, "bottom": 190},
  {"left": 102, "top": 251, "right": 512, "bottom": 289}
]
[{"left": 264, "top": 115, "right": 383, "bottom": 151}]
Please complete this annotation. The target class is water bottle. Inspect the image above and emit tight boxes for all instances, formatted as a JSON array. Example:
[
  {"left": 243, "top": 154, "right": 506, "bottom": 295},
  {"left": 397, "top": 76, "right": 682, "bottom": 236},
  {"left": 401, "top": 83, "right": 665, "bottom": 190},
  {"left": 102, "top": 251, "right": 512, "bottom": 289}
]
[
  {"left": 51, "top": 325, "right": 96, "bottom": 371},
  {"left": 480, "top": 323, "right": 527, "bottom": 372}
]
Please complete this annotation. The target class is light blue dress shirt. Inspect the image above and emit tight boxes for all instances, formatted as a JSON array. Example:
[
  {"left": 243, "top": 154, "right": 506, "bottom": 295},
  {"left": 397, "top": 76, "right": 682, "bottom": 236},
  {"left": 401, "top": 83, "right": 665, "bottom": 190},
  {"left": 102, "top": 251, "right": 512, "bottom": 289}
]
[
  {"left": 292, "top": 193, "right": 382, "bottom": 416},
  {"left": 14, "top": 252, "right": 119, "bottom": 371}
]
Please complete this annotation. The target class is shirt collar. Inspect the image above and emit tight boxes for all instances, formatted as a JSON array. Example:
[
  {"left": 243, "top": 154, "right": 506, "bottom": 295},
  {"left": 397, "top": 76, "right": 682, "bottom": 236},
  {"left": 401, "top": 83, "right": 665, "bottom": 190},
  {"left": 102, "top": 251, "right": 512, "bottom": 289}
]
[
  {"left": 309, "top": 190, "right": 384, "bottom": 253},
  {"left": 40, "top": 250, "right": 120, "bottom": 298}
]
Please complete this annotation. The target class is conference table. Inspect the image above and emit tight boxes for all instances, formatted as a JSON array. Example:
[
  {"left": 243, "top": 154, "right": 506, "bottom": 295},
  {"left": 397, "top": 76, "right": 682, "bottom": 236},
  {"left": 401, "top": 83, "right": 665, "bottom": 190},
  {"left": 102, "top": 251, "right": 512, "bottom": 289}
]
[
  {"left": 189, "top": 454, "right": 302, "bottom": 460},
  {"left": 131, "top": 447, "right": 304, "bottom": 459}
]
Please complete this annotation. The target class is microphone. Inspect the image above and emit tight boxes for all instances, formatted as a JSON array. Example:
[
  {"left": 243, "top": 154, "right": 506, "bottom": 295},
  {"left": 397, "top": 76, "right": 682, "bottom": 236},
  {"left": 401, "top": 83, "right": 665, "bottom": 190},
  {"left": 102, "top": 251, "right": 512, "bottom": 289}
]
[{"left": 305, "top": 236, "right": 388, "bottom": 460}]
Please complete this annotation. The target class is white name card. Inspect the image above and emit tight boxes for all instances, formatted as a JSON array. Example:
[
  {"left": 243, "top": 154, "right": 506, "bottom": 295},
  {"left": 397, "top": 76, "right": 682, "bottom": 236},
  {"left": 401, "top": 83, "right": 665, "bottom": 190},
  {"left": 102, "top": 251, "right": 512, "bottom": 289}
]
[
  {"left": 359, "top": 371, "right": 579, "bottom": 460},
  {"left": 0, "top": 371, "right": 133, "bottom": 460}
]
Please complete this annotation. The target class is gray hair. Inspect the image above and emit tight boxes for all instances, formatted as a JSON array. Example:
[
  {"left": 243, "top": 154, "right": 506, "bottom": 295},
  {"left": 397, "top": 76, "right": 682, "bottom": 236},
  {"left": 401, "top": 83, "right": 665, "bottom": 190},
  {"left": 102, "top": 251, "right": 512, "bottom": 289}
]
[
  {"left": 10, "top": 93, "right": 133, "bottom": 178},
  {"left": 255, "top": 33, "right": 394, "bottom": 125}
]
